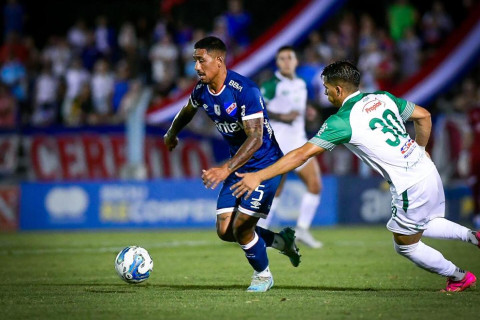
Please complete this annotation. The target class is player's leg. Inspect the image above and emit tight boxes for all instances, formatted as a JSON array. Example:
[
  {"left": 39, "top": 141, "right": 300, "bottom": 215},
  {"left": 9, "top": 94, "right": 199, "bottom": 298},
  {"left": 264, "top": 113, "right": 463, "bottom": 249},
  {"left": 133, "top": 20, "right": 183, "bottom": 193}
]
[
  {"left": 295, "top": 157, "right": 323, "bottom": 248},
  {"left": 256, "top": 174, "right": 286, "bottom": 229},
  {"left": 216, "top": 211, "right": 236, "bottom": 242},
  {"left": 387, "top": 169, "right": 477, "bottom": 292},
  {"left": 215, "top": 174, "right": 241, "bottom": 243},
  {"left": 422, "top": 217, "right": 479, "bottom": 247},
  {"left": 232, "top": 212, "right": 273, "bottom": 292}
]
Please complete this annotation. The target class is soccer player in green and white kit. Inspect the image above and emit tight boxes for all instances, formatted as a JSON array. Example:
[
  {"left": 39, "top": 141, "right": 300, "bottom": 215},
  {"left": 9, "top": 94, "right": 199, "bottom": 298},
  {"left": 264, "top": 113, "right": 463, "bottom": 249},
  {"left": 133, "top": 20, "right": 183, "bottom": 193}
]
[
  {"left": 258, "top": 46, "right": 323, "bottom": 248},
  {"left": 231, "top": 61, "right": 480, "bottom": 292}
]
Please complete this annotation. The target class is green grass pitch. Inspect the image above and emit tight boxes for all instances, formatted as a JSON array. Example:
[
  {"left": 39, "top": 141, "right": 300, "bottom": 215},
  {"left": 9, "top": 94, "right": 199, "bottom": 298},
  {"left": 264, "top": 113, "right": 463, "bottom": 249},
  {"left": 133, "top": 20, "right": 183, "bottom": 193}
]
[{"left": 1, "top": 226, "right": 478, "bottom": 319}]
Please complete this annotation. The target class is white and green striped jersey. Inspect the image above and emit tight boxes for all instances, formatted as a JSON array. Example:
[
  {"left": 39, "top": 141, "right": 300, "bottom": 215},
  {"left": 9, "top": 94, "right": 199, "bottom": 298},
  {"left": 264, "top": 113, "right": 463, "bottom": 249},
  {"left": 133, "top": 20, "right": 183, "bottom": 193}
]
[{"left": 309, "top": 91, "right": 435, "bottom": 194}]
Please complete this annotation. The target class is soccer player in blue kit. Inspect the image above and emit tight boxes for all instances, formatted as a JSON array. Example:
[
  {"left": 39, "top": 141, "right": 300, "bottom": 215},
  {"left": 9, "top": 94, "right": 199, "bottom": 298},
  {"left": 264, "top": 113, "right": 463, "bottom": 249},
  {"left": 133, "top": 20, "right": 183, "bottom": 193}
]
[{"left": 164, "top": 36, "right": 301, "bottom": 292}]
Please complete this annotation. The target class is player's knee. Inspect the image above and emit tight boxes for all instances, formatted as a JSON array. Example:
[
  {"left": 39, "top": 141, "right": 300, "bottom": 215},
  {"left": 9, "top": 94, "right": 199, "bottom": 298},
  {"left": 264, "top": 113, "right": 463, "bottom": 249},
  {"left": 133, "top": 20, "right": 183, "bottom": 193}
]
[
  {"left": 307, "top": 181, "right": 322, "bottom": 194},
  {"left": 216, "top": 225, "right": 234, "bottom": 242},
  {"left": 393, "top": 240, "right": 419, "bottom": 257},
  {"left": 232, "top": 226, "right": 253, "bottom": 244}
]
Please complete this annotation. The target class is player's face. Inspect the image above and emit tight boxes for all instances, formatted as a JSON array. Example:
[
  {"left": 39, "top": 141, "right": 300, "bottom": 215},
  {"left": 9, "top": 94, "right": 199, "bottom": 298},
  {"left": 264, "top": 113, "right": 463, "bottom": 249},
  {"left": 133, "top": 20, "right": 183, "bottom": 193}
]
[
  {"left": 193, "top": 48, "right": 221, "bottom": 84},
  {"left": 322, "top": 78, "right": 342, "bottom": 107},
  {"left": 276, "top": 50, "right": 297, "bottom": 77}
]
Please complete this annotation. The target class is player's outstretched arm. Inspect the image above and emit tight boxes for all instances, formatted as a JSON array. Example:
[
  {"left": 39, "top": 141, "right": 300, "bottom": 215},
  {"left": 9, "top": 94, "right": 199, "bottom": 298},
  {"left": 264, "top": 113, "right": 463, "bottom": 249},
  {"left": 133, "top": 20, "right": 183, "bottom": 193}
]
[
  {"left": 408, "top": 105, "right": 431, "bottom": 147},
  {"left": 231, "top": 142, "right": 325, "bottom": 199},
  {"left": 164, "top": 100, "right": 198, "bottom": 151}
]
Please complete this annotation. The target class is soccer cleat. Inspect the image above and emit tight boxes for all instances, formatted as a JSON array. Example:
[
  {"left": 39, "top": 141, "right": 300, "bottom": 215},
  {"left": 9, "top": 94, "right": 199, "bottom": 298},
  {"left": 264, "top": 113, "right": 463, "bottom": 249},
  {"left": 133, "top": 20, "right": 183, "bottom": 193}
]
[
  {"left": 279, "top": 227, "right": 301, "bottom": 267},
  {"left": 443, "top": 271, "right": 477, "bottom": 292},
  {"left": 295, "top": 227, "right": 323, "bottom": 249},
  {"left": 246, "top": 272, "right": 274, "bottom": 292}
]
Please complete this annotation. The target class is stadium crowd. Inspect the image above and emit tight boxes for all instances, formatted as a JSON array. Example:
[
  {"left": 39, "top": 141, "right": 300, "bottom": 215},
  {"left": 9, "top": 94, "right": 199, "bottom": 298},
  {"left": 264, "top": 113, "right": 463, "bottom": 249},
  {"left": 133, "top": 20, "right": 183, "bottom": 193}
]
[{"left": 0, "top": 0, "right": 479, "bottom": 182}]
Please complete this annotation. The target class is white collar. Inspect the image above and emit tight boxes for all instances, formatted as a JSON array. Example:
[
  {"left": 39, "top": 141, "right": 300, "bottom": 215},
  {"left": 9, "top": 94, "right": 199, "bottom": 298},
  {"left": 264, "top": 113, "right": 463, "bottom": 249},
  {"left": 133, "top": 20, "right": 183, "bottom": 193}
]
[
  {"left": 275, "top": 70, "right": 296, "bottom": 81},
  {"left": 342, "top": 91, "right": 361, "bottom": 106}
]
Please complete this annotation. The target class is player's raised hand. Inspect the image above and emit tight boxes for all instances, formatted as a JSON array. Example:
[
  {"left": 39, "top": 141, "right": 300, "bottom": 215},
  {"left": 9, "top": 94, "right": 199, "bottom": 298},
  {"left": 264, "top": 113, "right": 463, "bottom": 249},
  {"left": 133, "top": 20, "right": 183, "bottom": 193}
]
[
  {"left": 202, "top": 167, "right": 230, "bottom": 190},
  {"left": 163, "top": 132, "right": 179, "bottom": 151},
  {"left": 231, "top": 172, "right": 261, "bottom": 199}
]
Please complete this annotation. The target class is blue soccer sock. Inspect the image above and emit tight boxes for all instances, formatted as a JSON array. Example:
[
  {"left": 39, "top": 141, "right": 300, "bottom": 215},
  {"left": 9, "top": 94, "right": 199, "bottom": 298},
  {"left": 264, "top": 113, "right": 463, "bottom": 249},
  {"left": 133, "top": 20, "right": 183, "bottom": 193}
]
[
  {"left": 240, "top": 232, "right": 269, "bottom": 272},
  {"left": 255, "top": 226, "right": 275, "bottom": 247}
]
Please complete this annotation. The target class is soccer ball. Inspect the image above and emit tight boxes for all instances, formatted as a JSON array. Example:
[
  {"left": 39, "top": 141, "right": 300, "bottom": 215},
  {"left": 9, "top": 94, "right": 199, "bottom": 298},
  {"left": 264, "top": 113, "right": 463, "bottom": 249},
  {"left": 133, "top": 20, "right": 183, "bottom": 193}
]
[{"left": 115, "top": 246, "right": 153, "bottom": 283}]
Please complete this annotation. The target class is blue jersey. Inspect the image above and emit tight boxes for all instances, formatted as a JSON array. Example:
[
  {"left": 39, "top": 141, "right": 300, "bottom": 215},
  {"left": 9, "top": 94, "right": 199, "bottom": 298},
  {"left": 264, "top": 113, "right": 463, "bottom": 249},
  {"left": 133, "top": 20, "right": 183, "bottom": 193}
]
[{"left": 190, "top": 70, "right": 283, "bottom": 172}]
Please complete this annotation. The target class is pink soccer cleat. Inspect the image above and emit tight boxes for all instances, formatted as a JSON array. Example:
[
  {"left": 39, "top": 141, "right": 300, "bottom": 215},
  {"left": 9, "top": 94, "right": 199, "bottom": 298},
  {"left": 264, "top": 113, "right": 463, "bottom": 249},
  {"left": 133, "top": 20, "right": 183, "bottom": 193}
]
[
  {"left": 443, "top": 271, "right": 477, "bottom": 292},
  {"left": 476, "top": 231, "right": 480, "bottom": 249}
]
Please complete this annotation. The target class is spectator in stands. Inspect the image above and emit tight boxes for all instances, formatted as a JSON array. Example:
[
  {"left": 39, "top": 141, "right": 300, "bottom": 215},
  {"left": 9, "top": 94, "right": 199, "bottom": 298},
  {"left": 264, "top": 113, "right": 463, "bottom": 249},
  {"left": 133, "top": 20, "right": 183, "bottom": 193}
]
[
  {"left": 149, "top": 33, "right": 179, "bottom": 84},
  {"left": 31, "top": 61, "right": 58, "bottom": 126},
  {"left": 67, "top": 19, "right": 88, "bottom": 55},
  {"left": 0, "top": 31, "right": 29, "bottom": 64},
  {"left": 397, "top": 27, "right": 422, "bottom": 79},
  {"left": 81, "top": 31, "right": 102, "bottom": 71},
  {"left": 111, "top": 60, "right": 131, "bottom": 116},
  {"left": 421, "top": 1, "right": 453, "bottom": 51},
  {"left": 0, "top": 82, "right": 16, "bottom": 127},
  {"left": 388, "top": 0, "right": 418, "bottom": 42},
  {"left": 94, "top": 15, "right": 116, "bottom": 60},
  {"left": 0, "top": 50, "right": 27, "bottom": 106},
  {"left": 62, "top": 57, "right": 90, "bottom": 123},
  {"left": 91, "top": 59, "right": 114, "bottom": 121},
  {"left": 67, "top": 82, "right": 94, "bottom": 126},
  {"left": 42, "top": 36, "right": 72, "bottom": 77},
  {"left": 222, "top": 0, "right": 251, "bottom": 52}
]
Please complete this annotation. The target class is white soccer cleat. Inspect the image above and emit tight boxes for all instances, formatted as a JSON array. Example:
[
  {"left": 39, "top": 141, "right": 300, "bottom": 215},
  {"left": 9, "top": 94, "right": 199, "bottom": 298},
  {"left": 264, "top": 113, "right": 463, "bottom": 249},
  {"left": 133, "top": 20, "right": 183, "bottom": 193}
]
[
  {"left": 295, "top": 227, "right": 323, "bottom": 249},
  {"left": 246, "top": 272, "right": 274, "bottom": 292}
]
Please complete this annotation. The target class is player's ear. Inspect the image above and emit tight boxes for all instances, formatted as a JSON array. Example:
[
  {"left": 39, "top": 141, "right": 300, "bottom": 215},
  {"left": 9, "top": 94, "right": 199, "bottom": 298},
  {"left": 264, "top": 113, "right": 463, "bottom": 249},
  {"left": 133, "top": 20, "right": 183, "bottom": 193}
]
[
  {"left": 216, "top": 55, "right": 224, "bottom": 67},
  {"left": 335, "top": 86, "right": 341, "bottom": 97}
]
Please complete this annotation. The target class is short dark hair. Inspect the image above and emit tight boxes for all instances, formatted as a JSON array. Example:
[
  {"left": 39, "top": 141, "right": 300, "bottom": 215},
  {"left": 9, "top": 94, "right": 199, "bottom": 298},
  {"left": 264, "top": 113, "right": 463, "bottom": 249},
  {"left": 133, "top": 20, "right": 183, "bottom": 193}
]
[
  {"left": 194, "top": 36, "right": 227, "bottom": 55},
  {"left": 276, "top": 45, "right": 296, "bottom": 56},
  {"left": 321, "top": 61, "right": 361, "bottom": 88}
]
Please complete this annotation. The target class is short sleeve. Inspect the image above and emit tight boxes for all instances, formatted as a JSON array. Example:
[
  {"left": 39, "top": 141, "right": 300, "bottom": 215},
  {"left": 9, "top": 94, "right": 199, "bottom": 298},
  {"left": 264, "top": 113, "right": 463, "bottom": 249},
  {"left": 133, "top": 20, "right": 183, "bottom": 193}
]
[
  {"left": 308, "top": 115, "right": 352, "bottom": 151},
  {"left": 189, "top": 82, "right": 203, "bottom": 108},
  {"left": 383, "top": 91, "right": 415, "bottom": 121},
  {"left": 239, "top": 86, "right": 265, "bottom": 121}
]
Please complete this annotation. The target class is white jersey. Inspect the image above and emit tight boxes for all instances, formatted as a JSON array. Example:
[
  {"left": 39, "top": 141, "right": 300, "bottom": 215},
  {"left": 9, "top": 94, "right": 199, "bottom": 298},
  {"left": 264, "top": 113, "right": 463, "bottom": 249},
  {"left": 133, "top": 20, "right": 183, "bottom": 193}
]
[
  {"left": 309, "top": 91, "right": 435, "bottom": 194},
  {"left": 260, "top": 71, "right": 308, "bottom": 152}
]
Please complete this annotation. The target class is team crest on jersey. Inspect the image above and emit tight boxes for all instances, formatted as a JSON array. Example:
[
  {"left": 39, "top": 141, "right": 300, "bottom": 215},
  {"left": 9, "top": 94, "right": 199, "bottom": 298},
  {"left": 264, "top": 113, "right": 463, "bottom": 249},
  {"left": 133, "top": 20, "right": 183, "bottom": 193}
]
[
  {"left": 214, "top": 104, "right": 221, "bottom": 115},
  {"left": 203, "top": 104, "right": 208, "bottom": 110},
  {"left": 225, "top": 102, "right": 237, "bottom": 116}
]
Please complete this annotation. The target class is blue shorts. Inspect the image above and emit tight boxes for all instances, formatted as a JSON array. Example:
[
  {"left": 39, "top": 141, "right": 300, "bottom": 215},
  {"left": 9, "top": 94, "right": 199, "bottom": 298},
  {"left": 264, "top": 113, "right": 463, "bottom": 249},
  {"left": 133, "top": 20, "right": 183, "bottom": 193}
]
[{"left": 216, "top": 173, "right": 282, "bottom": 219}]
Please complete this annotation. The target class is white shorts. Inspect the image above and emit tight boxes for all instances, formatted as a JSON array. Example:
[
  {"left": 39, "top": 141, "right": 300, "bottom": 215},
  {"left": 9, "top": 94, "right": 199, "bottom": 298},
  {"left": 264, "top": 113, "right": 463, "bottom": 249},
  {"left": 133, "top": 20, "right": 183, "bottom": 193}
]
[
  {"left": 386, "top": 169, "right": 445, "bottom": 235},
  {"left": 274, "top": 131, "right": 308, "bottom": 172}
]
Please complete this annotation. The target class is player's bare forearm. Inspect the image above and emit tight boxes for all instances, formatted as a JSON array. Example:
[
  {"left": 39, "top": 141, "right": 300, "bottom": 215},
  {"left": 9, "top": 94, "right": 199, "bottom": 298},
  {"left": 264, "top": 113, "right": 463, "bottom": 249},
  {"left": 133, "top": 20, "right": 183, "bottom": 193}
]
[
  {"left": 231, "top": 143, "right": 324, "bottom": 198},
  {"left": 224, "top": 117, "right": 263, "bottom": 172},
  {"left": 164, "top": 101, "right": 198, "bottom": 151},
  {"left": 409, "top": 105, "right": 431, "bottom": 147}
]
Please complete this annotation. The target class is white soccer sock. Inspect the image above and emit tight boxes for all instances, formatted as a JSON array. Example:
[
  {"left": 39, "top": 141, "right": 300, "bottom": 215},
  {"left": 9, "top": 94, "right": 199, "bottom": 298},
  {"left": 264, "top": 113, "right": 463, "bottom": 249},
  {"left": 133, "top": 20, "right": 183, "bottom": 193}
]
[
  {"left": 257, "top": 197, "right": 280, "bottom": 229},
  {"left": 423, "top": 218, "right": 472, "bottom": 243},
  {"left": 255, "top": 266, "right": 272, "bottom": 277},
  {"left": 297, "top": 192, "right": 320, "bottom": 230},
  {"left": 393, "top": 240, "right": 458, "bottom": 277}
]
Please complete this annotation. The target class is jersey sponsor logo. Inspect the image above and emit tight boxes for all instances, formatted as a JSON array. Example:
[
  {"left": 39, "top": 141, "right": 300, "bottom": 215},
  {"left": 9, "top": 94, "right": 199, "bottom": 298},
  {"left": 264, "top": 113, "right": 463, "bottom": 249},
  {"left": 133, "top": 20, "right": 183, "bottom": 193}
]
[
  {"left": 400, "top": 138, "right": 417, "bottom": 158},
  {"left": 228, "top": 80, "right": 243, "bottom": 92},
  {"left": 214, "top": 104, "right": 221, "bottom": 116},
  {"left": 225, "top": 102, "right": 237, "bottom": 115},
  {"left": 196, "top": 83, "right": 203, "bottom": 90},
  {"left": 214, "top": 120, "right": 244, "bottom": 133},
  {"left": 363, "top": 99, "right": 384, "bottom": 113}
]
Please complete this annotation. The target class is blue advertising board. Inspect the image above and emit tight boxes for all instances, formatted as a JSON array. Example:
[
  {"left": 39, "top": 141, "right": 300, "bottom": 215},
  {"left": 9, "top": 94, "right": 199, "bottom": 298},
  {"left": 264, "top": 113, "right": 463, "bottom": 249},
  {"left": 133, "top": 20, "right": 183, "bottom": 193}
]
[{"left": 19, "top": 176, "right": 338, "bottom": 230}]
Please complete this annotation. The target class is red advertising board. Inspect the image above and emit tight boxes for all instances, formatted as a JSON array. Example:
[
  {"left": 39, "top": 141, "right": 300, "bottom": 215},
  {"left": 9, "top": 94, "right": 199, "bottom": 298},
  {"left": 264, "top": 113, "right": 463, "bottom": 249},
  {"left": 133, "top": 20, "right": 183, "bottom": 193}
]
[{"left": 0, "top": 186, "right": 19, "bottom": 231}]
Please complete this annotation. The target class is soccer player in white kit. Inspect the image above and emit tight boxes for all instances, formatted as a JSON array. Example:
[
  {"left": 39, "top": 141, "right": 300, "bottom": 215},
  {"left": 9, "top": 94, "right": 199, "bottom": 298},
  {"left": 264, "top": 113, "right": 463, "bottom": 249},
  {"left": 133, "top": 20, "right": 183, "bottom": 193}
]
[
  {"left": 232, "top": 61, "right": 479, "bottom": 292},
  {"left": 258, "top": 46, "right": 323, "bottom": 248}
]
